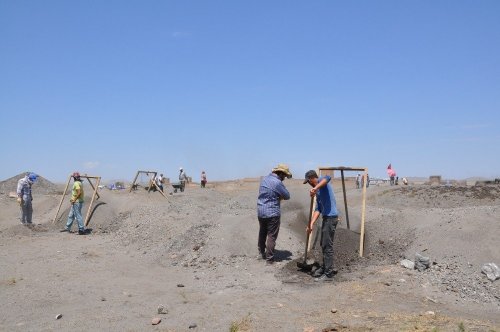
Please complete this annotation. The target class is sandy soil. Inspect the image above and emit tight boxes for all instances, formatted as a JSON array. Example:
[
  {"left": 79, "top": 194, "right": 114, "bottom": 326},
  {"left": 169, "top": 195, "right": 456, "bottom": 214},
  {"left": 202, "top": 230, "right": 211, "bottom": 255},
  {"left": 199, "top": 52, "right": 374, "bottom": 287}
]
[{"left": 0, "top": 176, "right": 499, "bottom": 331}]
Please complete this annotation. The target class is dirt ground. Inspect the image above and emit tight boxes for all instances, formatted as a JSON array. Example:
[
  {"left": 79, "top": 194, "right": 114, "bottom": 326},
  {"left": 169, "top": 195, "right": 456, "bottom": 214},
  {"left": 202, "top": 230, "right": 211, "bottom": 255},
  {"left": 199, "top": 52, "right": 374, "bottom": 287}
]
[{"left": 0, "top": 175, "right": 499, "bottom": 331}]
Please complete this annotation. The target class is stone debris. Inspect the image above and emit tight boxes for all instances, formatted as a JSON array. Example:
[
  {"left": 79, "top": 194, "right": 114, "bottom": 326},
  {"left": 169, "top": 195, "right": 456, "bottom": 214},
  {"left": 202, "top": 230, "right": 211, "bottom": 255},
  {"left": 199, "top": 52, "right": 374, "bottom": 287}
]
[
  {"left": 400, "top": 259, "right": 415, "bottom": 270},
  {"left": 157, "top": 305, "right": 168, "bottom": 314},
  {"left": 481, "top": 263, "right": 500, "bottom": 281},
  {"left": 55, "top": 314, "right": 62, "bottom": 320},
  {"left": 151, "top": 317, "right": 161, "bottom": 325},
  {"left": 415, "top": 253, "right": 430, "bottom": 271}
]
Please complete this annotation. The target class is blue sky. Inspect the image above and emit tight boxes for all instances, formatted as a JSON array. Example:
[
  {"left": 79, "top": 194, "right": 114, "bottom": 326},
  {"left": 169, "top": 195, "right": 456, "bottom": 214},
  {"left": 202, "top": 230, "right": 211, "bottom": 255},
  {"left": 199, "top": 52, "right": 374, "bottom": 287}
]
[{"left": 1, "top": 1, "right": 499, "bottom": 182}]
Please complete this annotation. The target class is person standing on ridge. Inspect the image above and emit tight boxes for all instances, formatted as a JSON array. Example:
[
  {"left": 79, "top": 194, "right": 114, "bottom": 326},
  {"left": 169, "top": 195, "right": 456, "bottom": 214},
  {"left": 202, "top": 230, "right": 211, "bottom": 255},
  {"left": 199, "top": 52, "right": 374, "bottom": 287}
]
[
  {"left": 16, "top": 172, "right": 38, "bottom": 225},
  {"left": 200, "top": 171, "right": 207, "bottom": 188},
  {"left": 61, "top": 172, "right": 89, "bottom": 235}
]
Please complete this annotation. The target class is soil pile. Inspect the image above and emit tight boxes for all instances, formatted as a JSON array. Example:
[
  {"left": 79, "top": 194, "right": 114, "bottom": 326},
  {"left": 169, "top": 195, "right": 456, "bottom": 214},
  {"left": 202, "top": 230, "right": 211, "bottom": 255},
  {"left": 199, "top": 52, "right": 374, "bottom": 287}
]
[{"left": 0, "top": 173, "right": 60, "bottom": 196}]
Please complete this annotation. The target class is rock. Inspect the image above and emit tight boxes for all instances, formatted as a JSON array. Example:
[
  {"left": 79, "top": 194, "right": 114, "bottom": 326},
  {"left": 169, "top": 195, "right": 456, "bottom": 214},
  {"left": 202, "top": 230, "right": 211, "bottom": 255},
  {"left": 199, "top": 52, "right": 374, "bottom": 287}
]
[
  {"left": 415, "top": 253, "right": 430, "bottom": 271},
  {"left": 157, "top": 305, "right": 168, "bottom": 314},
  {"left": 152, "top": 317, "right": 161, "bottom": 325},
  {"left": 384, "top": 281, "right": 392, "bottom": 286},
  {"left": 400, "top": 259, "right": 415, "bottom": 270},
  {"left": 55, "top": 314, "right": 62, "bottom": 320},
  {"left": 189, "top": 323, "right": 197, "bottom": 328},
  {"left": 331, "top": 308, "right": 338, "bottom": 313},
  {"left": 100, "top": 296, "right": 106, "bottom": 301},
  {"left": 481, "top": 263, "right": 500, "bottom": 281},
  {"left": 425, "top": 311, "right": 435, "bottom": 316},
  {"left": 378, "top": 239, "right": 384, "bottom": 245},
  {"left": 177, "top": 284, "right": 185, "bottom": 287}
]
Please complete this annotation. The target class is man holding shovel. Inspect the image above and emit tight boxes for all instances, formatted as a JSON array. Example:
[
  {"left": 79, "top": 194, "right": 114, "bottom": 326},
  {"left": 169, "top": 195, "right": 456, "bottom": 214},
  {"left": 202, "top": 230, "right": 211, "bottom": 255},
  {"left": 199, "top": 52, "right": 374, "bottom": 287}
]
[
  {"left": 257, "top": 164, "right": 292, "bottom": 264},
  {"left": 304, "top": 170, "right": 339, "bottom": 282}
]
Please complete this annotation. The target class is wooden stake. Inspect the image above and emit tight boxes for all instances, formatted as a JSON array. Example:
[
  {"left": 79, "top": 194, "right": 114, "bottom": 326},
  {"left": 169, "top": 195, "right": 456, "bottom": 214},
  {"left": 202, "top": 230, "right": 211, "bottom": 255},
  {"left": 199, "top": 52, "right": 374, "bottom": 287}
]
[
  {"left": 84, "top": 177, "right": 101, "bottom": 227},
  {"left": 152, "top": 181, "right": 169, "bottom": 199},
  {"left": 129, "top": 171, "right": 140, "bottom": 192},
  {"left": 53, "top": 175, "right": 72, "bottom": 224},
  {"left": 86, "top": 177, "right": 100, "bottom": 199},
  {"left": 359, "top": 169, "right": 368, "bottom": 257},
  {"left": 340, "top": 169, "right": 350, "bottom": 230}
]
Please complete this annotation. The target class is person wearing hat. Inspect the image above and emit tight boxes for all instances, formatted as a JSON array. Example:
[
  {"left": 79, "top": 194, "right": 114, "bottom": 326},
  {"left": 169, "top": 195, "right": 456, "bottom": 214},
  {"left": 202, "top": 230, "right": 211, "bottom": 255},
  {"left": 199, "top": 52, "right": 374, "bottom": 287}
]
[
  {"left": 304, "top": 170, "right": 339, "bottom": 282},
  {"left": 61, "top": 172, "right": 88, "bottom": 235},
  {"left": 16, "top": 172, "right": 38, "bottom": 225},
  {"left": 257, "top": 164, "right": 292, "bottom": 264}
]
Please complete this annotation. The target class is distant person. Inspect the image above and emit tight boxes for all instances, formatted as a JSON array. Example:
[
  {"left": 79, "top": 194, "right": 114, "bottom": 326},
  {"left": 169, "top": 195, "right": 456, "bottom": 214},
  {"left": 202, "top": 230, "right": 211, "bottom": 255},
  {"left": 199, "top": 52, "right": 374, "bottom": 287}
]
[
  {"left": 200, "top": 171, "right": 207, "bottom": 188},
  {"left": 16, "top": 172, "right": 38, "bottom": 225},
  {"left": 179, "top": 167, "right": 188, "bottom": 192},
  {"left": 155, "top": 173, "right": 164, "bottom": 192},
  {"left": 304, "top": 170, "right": 339, "bottom": 282},
  {"left": 355, "top": 173, "right": 361, "bottom": 189},
  {"left": 387, "top": 163, "right": 396, "bottom": 185},
  {"left": 366, "top": 173, "right": 370, "bottom": 188},
  {"left": 61, "top": 172, "right": 89, "bottom": 235},
  {"left": 257, "top": 164, "right": 292, "bottom": 264},
  {"left": 395, "top": 176, "right": 399, "bottom": 185}
]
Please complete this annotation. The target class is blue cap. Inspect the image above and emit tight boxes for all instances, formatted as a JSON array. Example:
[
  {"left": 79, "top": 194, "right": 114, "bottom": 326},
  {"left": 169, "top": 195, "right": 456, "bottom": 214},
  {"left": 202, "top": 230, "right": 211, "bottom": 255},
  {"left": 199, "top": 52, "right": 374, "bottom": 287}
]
[{"left": 28, "top": 173, "right": 38, "bottom": 182}]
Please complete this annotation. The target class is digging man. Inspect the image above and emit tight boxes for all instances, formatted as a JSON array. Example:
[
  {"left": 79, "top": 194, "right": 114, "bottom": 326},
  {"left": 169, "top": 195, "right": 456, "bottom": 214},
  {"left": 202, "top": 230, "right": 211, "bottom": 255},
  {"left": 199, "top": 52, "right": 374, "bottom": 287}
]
[
  {"left": 304, "top": 170, "right": 339, "bottom": 282},
  {"left": 257, "top": 164, "right": 292, "bottom": 264}
]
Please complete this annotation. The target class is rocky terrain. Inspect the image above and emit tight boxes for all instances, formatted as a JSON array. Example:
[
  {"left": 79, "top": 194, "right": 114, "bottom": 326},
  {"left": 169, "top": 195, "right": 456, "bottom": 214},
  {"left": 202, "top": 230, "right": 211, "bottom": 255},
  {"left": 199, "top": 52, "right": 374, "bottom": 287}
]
[{"left": 0, "top": 174, "right": 499, "bottom": 331}]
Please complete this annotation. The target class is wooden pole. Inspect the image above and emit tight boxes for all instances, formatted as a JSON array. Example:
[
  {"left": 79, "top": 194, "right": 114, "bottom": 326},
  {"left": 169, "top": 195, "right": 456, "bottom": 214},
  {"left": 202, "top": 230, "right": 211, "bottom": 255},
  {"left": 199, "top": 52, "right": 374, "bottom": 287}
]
[
  {"left": 53, "top": 175, "right": 72, "bottom": 224},
  {"left": 129, "top": 171, "right": 140, "bottom": 192},
  {"left": 359, "top": 169, "right": 368, "bottom": 257},
  {"left": 340, "top": 169, "right": 350, "bottom": 230},
  {"left": 152, "top": 181, "right": 169, "bottom": 199},
  {"left": 147, "top": 172, "right": 157, "bottom": 193},
  {"left": 84, "top": 177, "right": 101, "bottom": 227},
  {"left": 85, "top": 177, "right": 100, "bottom": 200}
]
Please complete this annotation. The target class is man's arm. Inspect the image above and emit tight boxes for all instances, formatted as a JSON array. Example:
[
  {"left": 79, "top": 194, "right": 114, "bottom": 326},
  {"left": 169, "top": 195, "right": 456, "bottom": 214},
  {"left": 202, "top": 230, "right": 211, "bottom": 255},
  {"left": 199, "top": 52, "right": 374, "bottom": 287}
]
[
  {"left": 309, "top": 175, "right": 331, "bottom": 197},
  {"left": 276, "top": 182, "right": 290, "bottom": 200},
  {"left": 306, "top": 210, "right": 321, "bottom": 234}
]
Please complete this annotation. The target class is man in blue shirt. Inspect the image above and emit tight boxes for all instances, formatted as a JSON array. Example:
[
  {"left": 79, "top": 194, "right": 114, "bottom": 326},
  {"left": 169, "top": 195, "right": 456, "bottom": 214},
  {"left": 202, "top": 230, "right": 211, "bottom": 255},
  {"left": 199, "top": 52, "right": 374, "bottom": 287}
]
[
  {"left": 304, "top": 170, "right": 339, "bottom": 282},
  {"left": 257, "top": 164, "right": 292, "bottom": 264}
]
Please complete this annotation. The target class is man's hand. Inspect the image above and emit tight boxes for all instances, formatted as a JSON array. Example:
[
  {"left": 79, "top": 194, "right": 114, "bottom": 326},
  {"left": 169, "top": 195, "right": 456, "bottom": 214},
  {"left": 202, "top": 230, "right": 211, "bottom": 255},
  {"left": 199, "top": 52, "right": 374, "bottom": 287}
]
[
  {"left": 309, "top": 188, "right": 317, "bottom": 197},
  {"left": 17, "top": 197, "right": 22, "bottom": 205},
  {"left": 306, "top": 225, "right": 313, "bottom": 234},
  {"left": 70, "top": 199, "right": 75, "bottom": 205}
]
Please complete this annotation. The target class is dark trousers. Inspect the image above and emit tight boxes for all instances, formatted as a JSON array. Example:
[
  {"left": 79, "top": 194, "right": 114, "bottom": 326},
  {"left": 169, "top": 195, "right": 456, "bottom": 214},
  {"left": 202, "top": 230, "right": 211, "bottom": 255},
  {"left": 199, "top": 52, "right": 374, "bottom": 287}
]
[
  {"left": 320, "top": 216, "right": 338, "bottom": 277},
  {"left": 258, "top": 216, "right": 281, "bottom": 261}
]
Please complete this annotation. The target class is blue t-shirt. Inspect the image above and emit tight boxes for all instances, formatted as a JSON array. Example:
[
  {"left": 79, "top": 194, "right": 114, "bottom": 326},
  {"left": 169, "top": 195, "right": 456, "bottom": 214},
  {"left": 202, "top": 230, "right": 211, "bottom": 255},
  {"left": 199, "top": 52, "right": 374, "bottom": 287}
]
[{"left": 315, "top": 175, "right": 338, "bottom": 217}]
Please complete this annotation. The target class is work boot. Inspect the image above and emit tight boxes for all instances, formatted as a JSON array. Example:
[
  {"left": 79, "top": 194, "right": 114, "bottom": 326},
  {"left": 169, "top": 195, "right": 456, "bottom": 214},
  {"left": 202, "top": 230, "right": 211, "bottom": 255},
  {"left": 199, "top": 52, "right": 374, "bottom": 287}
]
[
  {"left": 78, "top": 229, "right": 90, "bottom": 235},
  {"left": 314, "top": 274, "right": 334, "bottom": 282}
]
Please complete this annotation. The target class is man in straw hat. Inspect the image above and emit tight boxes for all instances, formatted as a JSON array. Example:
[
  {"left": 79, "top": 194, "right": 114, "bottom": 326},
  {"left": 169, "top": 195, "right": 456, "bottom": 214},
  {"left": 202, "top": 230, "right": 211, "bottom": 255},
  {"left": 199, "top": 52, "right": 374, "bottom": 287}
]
[
  {"left": 304, "top": 170, "right": 339, "bottom": 282},
  {"left": 257, "top": 164, "right": 292, "bottom": 264}
]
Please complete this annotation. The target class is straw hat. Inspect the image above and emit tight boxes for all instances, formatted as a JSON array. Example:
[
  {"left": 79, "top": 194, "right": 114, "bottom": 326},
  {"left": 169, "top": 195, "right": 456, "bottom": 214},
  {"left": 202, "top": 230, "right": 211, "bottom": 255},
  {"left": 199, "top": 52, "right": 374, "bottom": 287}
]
[{"left": 272, "top": 164, "right": 292, "bottom": 179}]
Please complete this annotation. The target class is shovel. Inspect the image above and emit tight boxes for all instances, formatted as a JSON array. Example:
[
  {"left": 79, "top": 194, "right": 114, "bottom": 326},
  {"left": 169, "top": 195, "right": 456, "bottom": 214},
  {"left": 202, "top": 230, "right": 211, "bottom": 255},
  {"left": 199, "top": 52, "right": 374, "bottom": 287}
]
[{"left": 297, "top": 196, "right": 315, "bottom": 271}]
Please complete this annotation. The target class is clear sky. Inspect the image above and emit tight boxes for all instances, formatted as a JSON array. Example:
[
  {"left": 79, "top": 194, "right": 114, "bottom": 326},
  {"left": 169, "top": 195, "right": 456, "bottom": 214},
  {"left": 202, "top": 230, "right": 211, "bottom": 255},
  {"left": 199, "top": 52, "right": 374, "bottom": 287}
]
[{"left": 1, "top": 1, "right": 499, "bottom": 183}]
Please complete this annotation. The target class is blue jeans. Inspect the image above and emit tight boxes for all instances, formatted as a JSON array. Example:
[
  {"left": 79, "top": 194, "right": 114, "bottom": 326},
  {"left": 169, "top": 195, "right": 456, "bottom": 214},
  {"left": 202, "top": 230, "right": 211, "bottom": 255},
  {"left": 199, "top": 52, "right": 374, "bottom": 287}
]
[
  {"left": 320, "top": 216, "right": 339, "bottom": 277},
  {"left": 20, "top": 198, "right": 33, "bottom": 224},
  {"left": 66, "top": 202, "right": 84, "bottom": 231}
]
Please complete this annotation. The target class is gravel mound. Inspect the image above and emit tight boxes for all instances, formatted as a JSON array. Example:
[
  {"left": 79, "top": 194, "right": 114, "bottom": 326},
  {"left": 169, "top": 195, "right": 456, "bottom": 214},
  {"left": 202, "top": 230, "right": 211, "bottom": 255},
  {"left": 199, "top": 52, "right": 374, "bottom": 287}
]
[{"left": 0, "top": 172, "right": 60, "bottom": 195}]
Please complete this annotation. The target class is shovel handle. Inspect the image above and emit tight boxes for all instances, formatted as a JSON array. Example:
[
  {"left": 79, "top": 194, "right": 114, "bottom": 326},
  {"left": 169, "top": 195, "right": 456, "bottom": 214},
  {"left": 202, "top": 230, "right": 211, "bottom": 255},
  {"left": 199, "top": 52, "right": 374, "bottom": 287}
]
[{"left": 303, "top": 196, "right": 315, "bottom": 263}]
